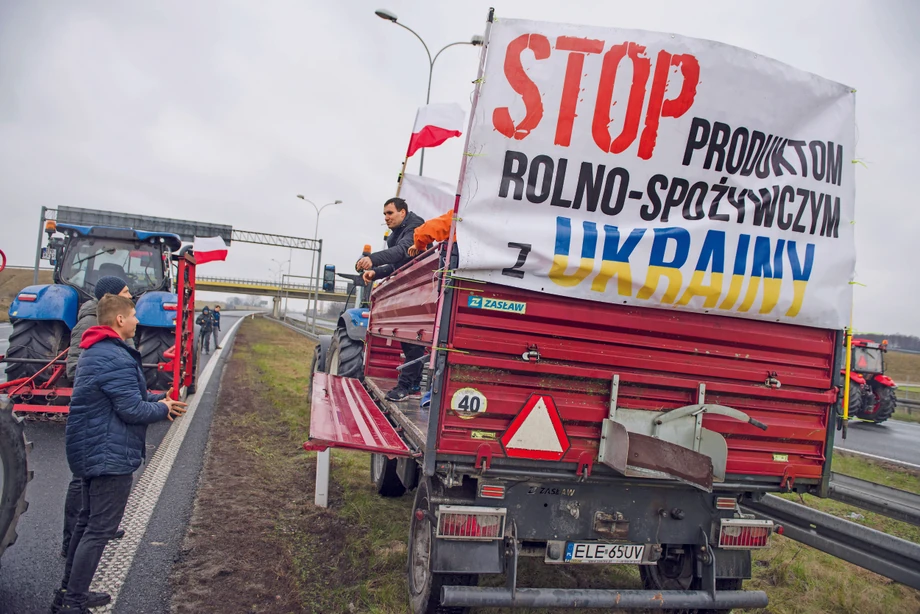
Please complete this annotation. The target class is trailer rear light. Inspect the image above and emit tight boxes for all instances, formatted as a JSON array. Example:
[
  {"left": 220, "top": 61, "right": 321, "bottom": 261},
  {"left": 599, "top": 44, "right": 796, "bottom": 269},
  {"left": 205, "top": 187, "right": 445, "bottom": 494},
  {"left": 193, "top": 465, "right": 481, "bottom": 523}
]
[
  {"left": 715, "top": 497, "right": 738, "bottom": 510},
  {"left": 718, "top": 519, "right": 774, "bottom": 549},
  {"left": 163, "top": 303, "right": 178, "bottom": 311},
  {"left": 436, "top": 505, "right": 506, "bottom": 541},
  {"left": 479, "top": 484, "right": 505, "bottom": 499},
  {"left": 17, "top": 293, "right": 38, "bottom": 302}
]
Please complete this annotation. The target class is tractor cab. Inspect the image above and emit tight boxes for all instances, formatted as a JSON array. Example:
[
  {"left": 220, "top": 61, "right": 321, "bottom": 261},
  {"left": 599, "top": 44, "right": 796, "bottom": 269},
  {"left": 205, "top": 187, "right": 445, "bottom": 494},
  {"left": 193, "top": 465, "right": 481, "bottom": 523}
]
[
  {"left": 48, "top": 223, "right": 181, "bottom": 302},
  {"left": 851, "top": 338, "right": 886, "bottom": 376}
]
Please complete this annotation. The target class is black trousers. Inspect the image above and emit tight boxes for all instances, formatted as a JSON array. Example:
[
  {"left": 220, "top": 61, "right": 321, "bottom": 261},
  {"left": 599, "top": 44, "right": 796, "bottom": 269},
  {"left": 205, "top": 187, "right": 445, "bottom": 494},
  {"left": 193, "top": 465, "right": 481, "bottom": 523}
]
[
  {"left": 61, "top": 474, "right": 133, "bottom": 606},
  {"left": 397, "top": 342, "right": 425, "bottom": 390},
  {"left": 62, "top": 476, "right": 83, "bottom": 550}
]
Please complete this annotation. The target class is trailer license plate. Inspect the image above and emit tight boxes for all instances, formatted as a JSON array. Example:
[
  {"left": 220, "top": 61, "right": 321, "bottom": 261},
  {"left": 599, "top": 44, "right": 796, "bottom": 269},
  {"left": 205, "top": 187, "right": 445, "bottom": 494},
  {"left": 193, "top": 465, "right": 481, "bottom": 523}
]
[{"left": 564, "top": 542, "right": 645, "bottom": 564}]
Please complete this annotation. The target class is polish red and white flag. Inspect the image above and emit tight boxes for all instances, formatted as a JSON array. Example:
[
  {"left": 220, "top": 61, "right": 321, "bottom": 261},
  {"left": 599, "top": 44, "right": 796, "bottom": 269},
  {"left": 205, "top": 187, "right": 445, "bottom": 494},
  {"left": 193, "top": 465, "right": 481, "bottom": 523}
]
[
  {"left": 406, "top": 103, "right": 465, "bottom": 157},
  {"left": 193, "top": 236, "right": 228, "bottom": 264}
]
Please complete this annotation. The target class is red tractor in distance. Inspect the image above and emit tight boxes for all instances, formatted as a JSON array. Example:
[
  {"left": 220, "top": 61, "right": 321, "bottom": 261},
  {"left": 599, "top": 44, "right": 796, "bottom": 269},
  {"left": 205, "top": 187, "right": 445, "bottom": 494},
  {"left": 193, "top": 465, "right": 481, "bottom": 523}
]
[{"left": 850, "top": 338, "right": 898, "bottom": 423}]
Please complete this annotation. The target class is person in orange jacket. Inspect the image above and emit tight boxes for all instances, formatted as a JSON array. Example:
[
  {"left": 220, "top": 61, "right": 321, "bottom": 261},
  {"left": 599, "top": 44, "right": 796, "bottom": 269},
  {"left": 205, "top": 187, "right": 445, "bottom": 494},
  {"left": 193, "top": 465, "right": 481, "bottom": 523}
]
[{"left": 407, "top": 210, "right": 455, "bottom": 257}]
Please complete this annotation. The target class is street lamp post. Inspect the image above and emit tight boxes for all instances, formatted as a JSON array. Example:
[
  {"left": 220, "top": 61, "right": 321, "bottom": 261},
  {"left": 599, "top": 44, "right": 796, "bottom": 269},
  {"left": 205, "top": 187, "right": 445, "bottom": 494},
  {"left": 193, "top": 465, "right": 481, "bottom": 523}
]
[
  {"left": 296, "top": 195, "right": 343, "bottom": 334},
  {"left": 375, "top": 8, "right": 482, "bottom": 176}
]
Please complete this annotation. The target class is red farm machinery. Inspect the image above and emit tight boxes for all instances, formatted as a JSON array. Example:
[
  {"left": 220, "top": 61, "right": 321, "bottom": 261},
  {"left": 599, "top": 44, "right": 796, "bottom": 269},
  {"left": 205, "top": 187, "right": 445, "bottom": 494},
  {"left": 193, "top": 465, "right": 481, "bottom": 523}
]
[{"left": 845, "top": 338, "right": 898, "bottom": 424}]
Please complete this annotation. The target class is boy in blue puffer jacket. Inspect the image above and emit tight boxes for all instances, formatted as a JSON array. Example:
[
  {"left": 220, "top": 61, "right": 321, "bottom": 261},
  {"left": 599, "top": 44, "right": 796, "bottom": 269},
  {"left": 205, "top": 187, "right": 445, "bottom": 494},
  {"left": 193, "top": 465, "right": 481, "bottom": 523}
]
[{"left": 53, "top": 294, "right": 187, "bottom": 613}]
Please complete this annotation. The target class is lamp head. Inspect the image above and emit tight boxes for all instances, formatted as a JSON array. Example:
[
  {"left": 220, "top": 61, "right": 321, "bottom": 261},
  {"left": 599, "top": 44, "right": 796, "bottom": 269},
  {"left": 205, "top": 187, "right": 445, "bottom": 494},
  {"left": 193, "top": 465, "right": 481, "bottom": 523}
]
[{"left": 375, "top": 9, "right": 398, "bottom": 22}]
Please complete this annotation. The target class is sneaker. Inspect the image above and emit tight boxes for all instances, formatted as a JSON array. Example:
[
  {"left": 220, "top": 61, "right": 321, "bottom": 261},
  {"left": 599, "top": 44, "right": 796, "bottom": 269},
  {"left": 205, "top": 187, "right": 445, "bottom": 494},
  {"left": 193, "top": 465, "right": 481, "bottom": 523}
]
[
  {"left": 386, "top": 386, "right": 410, "bottom": 401},
  {"left": 420, "top": 391, "right": 432, "bottom": 408},
  {"left": 53, "top": 588, "right": 112, "bottom": 609},
  {"left": 114, "top": 529, "right": 125, "bottom": 540},
  {"left": 409, "top": 385, "right": 422, "bottom": 396}
]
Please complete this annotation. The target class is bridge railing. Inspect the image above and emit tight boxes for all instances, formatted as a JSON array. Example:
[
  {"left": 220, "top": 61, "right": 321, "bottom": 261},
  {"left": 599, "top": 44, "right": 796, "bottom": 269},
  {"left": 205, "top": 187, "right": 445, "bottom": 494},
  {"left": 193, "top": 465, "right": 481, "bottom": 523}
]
[{"left": 196, "top": 276, "right": 352, "bottom": 295}]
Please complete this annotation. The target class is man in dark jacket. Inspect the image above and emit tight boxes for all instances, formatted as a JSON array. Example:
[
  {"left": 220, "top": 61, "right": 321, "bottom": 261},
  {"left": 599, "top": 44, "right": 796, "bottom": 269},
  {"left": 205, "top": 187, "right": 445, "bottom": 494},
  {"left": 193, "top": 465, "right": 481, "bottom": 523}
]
[
  {"left": 211, "top": 305, "right": 222, "bottom": 350},
  {"left": 355, "top": 197, "right": 426, "bottom": 401},
  {"left": 196, "top": 306, "right": 214, "bottom": 353},
  {"left": 54, "top": 294, "right": 187, "bottom": 613},
  {"left": 65, "top": 276, "right": 134, "bottom": 380},
  {"left": 61, "top": 276, "right": 134, "bottom": 558}
]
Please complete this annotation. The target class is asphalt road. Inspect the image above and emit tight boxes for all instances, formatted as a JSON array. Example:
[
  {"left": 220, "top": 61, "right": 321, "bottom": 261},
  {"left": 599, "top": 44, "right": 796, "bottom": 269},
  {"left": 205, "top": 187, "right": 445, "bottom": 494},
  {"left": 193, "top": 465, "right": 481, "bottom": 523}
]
[
  {"left": 0, "top": 312, "right": 252, "bottom": 614},
  {"left": 837, "top": 418, "right": 920, "bottom": 467}
]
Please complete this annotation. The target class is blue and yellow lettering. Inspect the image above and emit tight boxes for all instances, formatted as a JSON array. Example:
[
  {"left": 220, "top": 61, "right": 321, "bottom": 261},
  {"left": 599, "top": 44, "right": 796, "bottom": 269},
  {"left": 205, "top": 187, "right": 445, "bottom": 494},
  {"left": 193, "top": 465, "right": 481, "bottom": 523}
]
[
  {"left": 591, "top": 226, "right": 645, "bottom": 295},
  {"left": 718, "top": 234, "right": 750, "bottom": 310},
  {"left": 549, "top": 216, "right": 597, "bottom": 287},
  {"left": 637, "top": 228, "right": 689, "bottom": 303},
  {"left": 677, "top": 230, "right": 725, "bottom": 307},
  {"left": 786, "top": 241, "right": 815, "bottom": 317},
  {"left": 738, "top": 236, "right": 774, "bottom": 312}
]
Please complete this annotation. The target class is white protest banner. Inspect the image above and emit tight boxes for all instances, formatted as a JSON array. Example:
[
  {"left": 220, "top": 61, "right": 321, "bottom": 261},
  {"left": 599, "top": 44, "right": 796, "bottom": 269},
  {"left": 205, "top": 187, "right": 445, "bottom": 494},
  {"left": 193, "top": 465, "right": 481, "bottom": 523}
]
[
  {"left": 455, "top": 18, "right": 856, "bottom": 330},
  {"left": 401, "top": 173, "right": 455, "bottom": 222}
]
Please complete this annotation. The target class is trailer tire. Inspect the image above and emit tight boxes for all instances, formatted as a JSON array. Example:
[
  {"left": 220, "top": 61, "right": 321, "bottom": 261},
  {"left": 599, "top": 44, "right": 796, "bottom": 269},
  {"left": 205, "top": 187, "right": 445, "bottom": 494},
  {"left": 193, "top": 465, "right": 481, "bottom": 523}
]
[
  {"left": 326, "top": 328, "right": 364, "bottom": 380},
  {"left": 135, "top": 326, "right": 175, "bottom": 391},
  {"left": 0, "top": 399, "right": 31, "bottom": 564},
  {"left": 408, "top": 478, "right": 476, "bottom": 614},
  {"left": 371, "top": 454, "right": 406, "bottom": 497},
  {"left": 640, "top": 549, "right": 742, "bottom": 613},
  {"left": 4, "top": 319, "right": 69, "bottom": 384}
]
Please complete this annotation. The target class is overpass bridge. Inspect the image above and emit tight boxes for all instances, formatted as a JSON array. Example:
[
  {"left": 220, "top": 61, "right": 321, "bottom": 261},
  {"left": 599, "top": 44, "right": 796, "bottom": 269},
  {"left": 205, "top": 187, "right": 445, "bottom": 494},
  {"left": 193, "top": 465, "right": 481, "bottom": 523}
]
[{"left": 196, "top": 276, "right": 350, "bottom": 301}]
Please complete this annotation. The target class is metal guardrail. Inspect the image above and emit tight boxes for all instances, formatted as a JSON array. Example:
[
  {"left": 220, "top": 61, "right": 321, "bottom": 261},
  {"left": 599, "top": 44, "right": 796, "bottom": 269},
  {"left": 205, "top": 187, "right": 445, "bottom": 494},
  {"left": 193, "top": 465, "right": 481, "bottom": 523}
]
[
  {"left": 743, "top": 494, "right": 920, "bottom": 590},
  {"left": 827, "top": 472, "right": 920, "bottom": 526}
]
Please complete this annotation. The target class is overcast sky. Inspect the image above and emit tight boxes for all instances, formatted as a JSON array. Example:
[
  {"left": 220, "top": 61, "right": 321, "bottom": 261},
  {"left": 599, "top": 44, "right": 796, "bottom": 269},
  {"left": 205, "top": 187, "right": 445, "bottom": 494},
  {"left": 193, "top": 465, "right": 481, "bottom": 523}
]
[{"left": 1, "top": 1, "right": 918, "bottom": 334}]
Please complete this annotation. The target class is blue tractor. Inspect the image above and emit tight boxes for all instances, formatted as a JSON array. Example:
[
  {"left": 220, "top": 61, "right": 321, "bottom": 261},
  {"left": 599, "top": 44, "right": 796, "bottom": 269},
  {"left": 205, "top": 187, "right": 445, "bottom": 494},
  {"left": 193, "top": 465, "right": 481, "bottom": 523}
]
[{"left": 6, "top": 222, "right": 183, "bottom": 390}]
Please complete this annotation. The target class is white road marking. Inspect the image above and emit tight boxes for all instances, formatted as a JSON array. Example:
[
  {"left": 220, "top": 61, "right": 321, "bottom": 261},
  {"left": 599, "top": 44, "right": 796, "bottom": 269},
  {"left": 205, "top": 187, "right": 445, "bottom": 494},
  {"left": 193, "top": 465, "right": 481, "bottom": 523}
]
[
  {"left": 835, "top": 447, "right": 920, "bottom": 471},
  {"left": 89, "top": 315, "right": 247, "bottom": 612}
]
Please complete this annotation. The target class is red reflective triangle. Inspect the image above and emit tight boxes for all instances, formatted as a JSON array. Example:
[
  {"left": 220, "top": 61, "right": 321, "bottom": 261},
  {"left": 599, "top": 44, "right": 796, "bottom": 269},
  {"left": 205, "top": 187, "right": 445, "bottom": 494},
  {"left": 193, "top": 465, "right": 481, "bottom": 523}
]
[{"left": 500, "top": 394, "right": 570, "bottom": 461}]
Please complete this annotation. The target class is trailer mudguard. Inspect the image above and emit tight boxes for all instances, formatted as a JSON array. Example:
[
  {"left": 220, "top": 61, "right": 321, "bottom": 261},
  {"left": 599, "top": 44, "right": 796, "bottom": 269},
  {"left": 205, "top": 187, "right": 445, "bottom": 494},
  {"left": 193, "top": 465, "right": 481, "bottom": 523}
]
[
  {"left": 339, "top": 307, "right": 368, "bottom": 342},
  {"left": 8, "top": 284, "right": 79, "bottom": 330},
  {"left": 135, "top": 291, "right": 179, "bottom": 328}
]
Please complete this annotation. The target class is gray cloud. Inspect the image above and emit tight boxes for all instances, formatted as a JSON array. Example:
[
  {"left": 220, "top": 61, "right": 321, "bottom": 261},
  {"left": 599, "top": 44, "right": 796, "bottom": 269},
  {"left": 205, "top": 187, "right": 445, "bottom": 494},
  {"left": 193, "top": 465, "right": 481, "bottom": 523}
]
[{"left": 1, "top": 0, "right": 917, "bottom": 333}]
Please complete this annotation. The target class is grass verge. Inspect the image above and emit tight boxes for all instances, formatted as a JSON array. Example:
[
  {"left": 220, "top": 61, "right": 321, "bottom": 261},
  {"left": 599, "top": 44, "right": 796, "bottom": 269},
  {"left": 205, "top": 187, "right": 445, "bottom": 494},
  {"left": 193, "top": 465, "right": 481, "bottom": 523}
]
[{"left": 174, "top": 318, "right": 920, "bottom": 614}]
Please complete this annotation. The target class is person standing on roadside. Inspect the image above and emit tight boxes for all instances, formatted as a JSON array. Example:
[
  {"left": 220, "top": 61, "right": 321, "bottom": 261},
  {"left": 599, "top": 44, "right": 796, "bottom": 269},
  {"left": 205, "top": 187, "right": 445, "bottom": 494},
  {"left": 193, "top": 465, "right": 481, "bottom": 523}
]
[
  {"left": 211, "top": 305, "right": 222, "bottom": 350},
  {"left": 53, "top": 294, "right": 187, "bottom": 613},
  {"left": 196, "top": 306, "right": 214, "bottom": 354},
  {"left": 61, "top": 276, "right": 134, "bottom": 557}
]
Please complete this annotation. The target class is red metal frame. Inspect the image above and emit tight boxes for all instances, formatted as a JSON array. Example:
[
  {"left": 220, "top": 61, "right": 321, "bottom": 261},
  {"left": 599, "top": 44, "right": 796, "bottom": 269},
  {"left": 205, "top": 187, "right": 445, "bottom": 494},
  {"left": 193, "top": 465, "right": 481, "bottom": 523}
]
[
  {"left": 1, "top": 252, "right": 198, "bottom": 410},
  {"left": 304, "top": 373, "right": 413, "bottom": 457}
]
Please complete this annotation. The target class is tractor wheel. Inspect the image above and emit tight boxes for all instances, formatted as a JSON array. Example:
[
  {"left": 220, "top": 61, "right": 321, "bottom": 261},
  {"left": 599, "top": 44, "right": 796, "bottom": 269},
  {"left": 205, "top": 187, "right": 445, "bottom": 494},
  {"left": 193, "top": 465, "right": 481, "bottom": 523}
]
[
  {"left": 370, "top": 453, "right": 406, "bottom": 498},
  {"left": 135, "top": 326, "right": 175, "bottom": 391},
  {"left": 326, "top": 328, "right": 364, "bottom": 380},
  {"left": 862, "top": 384, "right": 897, "bottom": 424},
  {"left": 3, "top": 320, "right": 69, "bottom": 384},
  {"left": 0, "top": 398, "right": 32, "bottom": 563},
  {"left": 407, "top": 478, "right": 476, "bottom": 614},
  {"left": 846, "top": 383, "right": 864, "bottom": 419}
]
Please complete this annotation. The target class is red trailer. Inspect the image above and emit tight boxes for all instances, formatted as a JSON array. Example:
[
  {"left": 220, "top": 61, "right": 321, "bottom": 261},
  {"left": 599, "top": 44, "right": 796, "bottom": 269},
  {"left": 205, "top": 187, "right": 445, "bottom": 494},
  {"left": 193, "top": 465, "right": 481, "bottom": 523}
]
[{"left": 306, "top": 11, "right": 854, "bottom": 612}]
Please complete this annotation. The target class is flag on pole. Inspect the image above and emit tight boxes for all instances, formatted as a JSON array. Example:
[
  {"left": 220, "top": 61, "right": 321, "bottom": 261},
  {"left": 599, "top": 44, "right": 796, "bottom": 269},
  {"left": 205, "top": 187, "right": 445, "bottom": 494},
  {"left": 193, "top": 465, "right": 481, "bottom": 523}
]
[
  {"left": 406, "top": 103, "right": 465, "bottom": 157},
  {"left": 399, "top": 174, "right": 455, "bottom": 222},
  {"left": 193, "top": 236, "right": 228, "bottom": 264}
]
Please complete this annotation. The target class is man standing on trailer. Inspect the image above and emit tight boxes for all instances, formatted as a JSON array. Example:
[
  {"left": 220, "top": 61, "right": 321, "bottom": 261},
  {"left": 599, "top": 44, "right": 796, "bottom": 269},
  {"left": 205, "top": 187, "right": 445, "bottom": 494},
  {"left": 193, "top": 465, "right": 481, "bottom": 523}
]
[{"left": 355, "top": 197, "right": 425, "bottom": 401}]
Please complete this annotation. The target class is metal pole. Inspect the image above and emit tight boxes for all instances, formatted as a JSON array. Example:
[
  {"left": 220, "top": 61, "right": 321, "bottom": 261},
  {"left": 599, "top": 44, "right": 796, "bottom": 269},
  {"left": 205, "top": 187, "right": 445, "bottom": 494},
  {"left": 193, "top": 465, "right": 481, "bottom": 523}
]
[
  {"left": 311, "top": 238, "right": 321, "bottom": 335},
  {"left": 309, "top": 210, "right": 319, "bottom": 333},
  {"left": 284, "top": 247, "right": 292, "bottom": 317},
  {"left": 33, "top": 206, "right": 46, "bottom": 284}
]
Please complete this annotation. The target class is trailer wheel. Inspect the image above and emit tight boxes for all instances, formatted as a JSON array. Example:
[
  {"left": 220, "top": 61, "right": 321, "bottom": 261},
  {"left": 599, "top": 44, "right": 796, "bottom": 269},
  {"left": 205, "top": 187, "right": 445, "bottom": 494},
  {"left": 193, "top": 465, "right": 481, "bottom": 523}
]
[
  {"left": 4, "top": 319, "right": 69, "bottom": 384},
  {"left": 135, "top": 326, "right": 175, "bottom": 391},
  {"left": 641, "top": 549, "right": 743, "bottom": 613},
  {"left": 370, "top": 453, "right": 406, "bottom": 497},
  {"left": 0, "top": 398, "right": 31, "bottom": 563},
  {"left": 408, "top": 478, "right": 476, "bottom": 614},
  {"left": 326, "top": 328, "right": 364, "bottom": 380}
]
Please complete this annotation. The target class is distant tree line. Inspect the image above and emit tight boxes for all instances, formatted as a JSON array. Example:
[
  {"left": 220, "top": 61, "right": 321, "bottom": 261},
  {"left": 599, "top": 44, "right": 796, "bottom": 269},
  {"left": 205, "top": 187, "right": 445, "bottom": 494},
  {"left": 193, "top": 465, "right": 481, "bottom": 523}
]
[{"left": 856, "top": 333, "right": 920, "bottom": 352}]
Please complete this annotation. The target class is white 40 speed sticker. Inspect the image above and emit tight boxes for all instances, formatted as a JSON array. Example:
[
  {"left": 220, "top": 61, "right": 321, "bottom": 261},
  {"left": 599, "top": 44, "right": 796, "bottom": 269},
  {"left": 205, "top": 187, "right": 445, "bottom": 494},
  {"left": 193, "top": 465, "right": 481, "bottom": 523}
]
[{"left": 451, "top": 387, "right": 488, "bottom": 419}]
